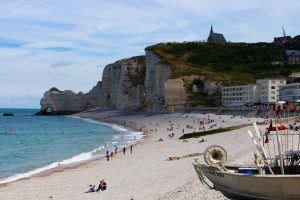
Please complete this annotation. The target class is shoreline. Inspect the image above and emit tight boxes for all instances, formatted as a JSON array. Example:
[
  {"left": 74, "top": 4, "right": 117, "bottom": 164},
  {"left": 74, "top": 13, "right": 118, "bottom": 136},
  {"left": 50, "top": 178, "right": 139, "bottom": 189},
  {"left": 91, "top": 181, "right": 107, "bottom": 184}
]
[
  {"left": 0, "top": 110, "right": 265, "bottom": 200},
  {"left": 0, "top": 115, "right": 144, "bottom": 186}
]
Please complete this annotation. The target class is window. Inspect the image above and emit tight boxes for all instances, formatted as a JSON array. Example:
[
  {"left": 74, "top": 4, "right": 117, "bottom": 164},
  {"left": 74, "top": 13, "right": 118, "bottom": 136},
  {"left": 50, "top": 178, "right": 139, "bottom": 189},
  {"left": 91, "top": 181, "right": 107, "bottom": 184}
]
[
  {"left": 271, "top": 81, "right": 275, "bottom": 84},
  {"left": 271, "top": 86, "right": 275, "bottom": 89}
]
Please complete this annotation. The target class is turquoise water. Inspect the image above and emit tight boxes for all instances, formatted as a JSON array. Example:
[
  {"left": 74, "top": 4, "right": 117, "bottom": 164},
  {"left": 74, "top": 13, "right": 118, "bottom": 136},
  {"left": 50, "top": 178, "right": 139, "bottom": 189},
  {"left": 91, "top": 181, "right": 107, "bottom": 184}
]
[{"left": 0, "top": 109, "right": 142, "bottom": 184}]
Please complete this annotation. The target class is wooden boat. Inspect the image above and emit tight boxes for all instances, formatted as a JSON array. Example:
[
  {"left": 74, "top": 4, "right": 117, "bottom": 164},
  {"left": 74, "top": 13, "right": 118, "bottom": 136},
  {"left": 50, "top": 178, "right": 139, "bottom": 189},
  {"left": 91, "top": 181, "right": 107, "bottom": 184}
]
[
  {"left": 194, "top": 162, "right": 300, "bottom": 200},
  {"left": 194, "top": 101, "right": 300, "bottom": 200}
]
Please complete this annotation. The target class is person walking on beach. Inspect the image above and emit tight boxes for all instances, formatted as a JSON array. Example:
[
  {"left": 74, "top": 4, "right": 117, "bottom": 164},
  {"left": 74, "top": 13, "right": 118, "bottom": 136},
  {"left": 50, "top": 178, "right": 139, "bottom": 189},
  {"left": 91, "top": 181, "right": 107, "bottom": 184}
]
[
  {"left": 106, "top": 150, "right": 110, "bottom": 161},
  {"left": 123, "top": 147, "right": 126, "bottom": 155},
  {"left": 130, "top": 145, "right": 133, "bottom": 154},
  {"left": 115, "top": 145, "right": 118, "bottom": 154}
]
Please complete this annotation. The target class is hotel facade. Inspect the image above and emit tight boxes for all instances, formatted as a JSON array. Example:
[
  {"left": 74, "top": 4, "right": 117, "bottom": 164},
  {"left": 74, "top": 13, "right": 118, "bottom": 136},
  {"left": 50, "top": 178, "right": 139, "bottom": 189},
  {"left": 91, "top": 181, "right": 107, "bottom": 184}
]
[
  {"left": 222, "top": 79, "right": 286, "bottom": 107},
  {"left": 256, "top": 79, "right": 286, "bottom": 103},
  {"left": 279, "top": 83, "right": 300, "bottom": 102},
  {"left": 222, "top": 84, "right": 261, "bottom": 107}
]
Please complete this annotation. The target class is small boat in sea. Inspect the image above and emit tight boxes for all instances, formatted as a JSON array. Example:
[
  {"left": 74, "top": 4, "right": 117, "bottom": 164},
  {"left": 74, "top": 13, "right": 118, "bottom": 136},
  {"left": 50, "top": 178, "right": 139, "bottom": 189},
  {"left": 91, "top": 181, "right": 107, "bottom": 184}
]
[
  {"left": 2, "top": 113, "right": 15, "bottom": 116},
  {"left": 194, "top": 101, "right": 300, "bottom": 200},
  {"left": 0, "top": 129, "right": 15, "bottom": 135}
]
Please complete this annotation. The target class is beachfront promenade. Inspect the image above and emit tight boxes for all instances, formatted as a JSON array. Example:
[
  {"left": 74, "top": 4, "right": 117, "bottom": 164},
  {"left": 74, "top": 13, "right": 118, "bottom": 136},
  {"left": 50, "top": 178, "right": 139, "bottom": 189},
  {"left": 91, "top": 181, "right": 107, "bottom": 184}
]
[{"left": 0, "top": 110, "right": 266, "bottom": 200}]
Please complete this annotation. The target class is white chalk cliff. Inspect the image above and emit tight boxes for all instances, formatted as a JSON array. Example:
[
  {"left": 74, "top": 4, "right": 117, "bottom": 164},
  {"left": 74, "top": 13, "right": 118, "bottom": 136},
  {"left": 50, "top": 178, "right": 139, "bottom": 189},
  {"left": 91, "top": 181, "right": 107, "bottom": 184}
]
[{"left": 40, "top": 51, "right": 223, "bottom": 114}]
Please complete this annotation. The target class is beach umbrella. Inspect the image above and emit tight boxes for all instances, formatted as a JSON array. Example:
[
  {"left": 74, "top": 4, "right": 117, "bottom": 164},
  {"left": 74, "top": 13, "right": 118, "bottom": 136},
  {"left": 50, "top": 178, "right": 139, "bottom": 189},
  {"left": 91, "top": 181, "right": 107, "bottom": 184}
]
[{"left": 277, "top": 101, "right": 286, "bottom": 104}]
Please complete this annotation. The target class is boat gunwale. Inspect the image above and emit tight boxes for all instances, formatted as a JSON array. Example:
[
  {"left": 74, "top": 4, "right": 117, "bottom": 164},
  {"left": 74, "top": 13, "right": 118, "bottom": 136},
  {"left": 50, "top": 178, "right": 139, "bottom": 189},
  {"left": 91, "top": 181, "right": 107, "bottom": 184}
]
[{"left": 198, "top": 163, "right": 300, "bottom": 178}]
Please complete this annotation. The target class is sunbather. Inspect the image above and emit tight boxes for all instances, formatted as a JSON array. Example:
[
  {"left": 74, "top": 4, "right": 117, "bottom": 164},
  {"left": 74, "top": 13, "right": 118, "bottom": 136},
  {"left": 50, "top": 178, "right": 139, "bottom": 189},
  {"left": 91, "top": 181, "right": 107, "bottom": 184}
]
[
  {"left": 85, "top": 184, "right": 96, "bottom": 193},
  {"left": 97, "top": 180, "right": 107, "bottom": 191}
]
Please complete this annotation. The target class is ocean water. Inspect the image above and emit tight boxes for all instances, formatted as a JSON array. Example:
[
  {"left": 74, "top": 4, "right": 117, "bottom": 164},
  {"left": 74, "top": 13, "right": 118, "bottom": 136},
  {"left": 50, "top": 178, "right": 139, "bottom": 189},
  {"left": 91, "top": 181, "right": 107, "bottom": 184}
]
[{"left": 0, "top": 108, "right": 143, "bottom": 184}]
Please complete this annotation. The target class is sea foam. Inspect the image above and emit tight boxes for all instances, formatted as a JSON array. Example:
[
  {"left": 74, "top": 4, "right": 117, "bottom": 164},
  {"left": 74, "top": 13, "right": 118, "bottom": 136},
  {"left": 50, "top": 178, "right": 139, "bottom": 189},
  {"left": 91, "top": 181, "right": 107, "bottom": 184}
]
[
  {"left": 0, "top": 145, "right": 106, "bottom": 185},
  {"left": 0, "top": 116, "right": 143, "bottom": 185}
]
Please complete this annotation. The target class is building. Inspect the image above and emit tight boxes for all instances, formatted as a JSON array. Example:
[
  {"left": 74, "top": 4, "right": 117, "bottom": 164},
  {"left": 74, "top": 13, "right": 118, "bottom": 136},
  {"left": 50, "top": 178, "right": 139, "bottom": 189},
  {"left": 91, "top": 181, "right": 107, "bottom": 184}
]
[
  {"left": 207, "top": 25, "right": 226, "bottom": 43},
  {"left": 273, "top": 27, "right": 295, "bottom": 49},
  {"left": 279, "top": 83, "right": 300, "bottom": 102},
  {"left": 256, "top": 79, "right": 286, "bottom": 104},
  {"left": 222, "top": 84, "right": 261, "bottom": 107},
  {"left": 285, "top": 50, "right": 300, "bottom": 65}
]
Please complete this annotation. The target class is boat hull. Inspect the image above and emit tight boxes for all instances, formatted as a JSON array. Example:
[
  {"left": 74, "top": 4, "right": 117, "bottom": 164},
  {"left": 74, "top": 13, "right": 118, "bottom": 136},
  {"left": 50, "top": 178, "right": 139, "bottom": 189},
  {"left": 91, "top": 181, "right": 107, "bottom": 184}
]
[{"left": 196, "top": 164, "right": 300, "bottom": 200}]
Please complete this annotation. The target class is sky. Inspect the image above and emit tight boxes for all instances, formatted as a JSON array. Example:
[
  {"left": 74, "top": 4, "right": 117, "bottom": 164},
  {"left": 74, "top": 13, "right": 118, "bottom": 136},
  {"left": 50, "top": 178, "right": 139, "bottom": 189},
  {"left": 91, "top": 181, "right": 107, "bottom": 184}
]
[{"left": 0, "top": 0, "right": 299, "bottom": 108}]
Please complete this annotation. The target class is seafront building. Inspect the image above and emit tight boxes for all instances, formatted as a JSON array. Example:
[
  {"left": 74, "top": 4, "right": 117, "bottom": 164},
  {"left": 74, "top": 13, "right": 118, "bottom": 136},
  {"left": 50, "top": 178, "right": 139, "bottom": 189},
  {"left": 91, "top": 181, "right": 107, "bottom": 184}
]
[
  {"left": 256, "top": 79, "right": 286, "bottom": 104},
  {"left": 222, "top": 84, "right": 261, "bottom": 107},
  {"left": 222, "top": 79, "right": 286, "bottom": 107},
  {"left": 279, "top": 83, "right": 300, "bottom": 102}
]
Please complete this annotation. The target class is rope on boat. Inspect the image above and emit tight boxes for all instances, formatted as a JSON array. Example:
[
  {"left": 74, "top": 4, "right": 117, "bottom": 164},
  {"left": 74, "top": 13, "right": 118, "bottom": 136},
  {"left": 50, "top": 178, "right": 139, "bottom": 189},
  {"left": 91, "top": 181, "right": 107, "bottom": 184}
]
[{"left": 192, "top": 163, "right": 214, "bottom": 189}]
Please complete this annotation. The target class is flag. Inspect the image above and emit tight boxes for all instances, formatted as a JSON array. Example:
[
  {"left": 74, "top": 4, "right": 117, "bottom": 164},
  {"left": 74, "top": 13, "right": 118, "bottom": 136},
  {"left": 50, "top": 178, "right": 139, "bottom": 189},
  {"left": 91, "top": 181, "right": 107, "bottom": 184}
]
[
  {"left": 290, "top": 107, "right": 296, "bottom": 113},
  {"left": 264, "top": 132, "right": 269, "bottom": 143},
  {"left": 269, "top": 119, "right": 273, "bottom": 131},
  {"left": 286, "top": 100, "right": 290, "bottom": 108},
  {"left": 276, "top": 105, "right": 281, "bottom": 115},
  {"left": 272, "top": 104, "right": 276, "bottom": 111},
  {"left": 283, "top": 103, "right": 287, "bottom": 110}
]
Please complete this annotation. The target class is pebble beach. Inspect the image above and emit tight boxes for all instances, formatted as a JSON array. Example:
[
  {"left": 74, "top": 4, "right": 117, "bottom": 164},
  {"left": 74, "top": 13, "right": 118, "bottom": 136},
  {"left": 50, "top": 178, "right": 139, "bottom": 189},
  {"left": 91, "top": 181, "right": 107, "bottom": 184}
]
[{"left": 0, "top": 110, "right": 267, "bottom": 200}]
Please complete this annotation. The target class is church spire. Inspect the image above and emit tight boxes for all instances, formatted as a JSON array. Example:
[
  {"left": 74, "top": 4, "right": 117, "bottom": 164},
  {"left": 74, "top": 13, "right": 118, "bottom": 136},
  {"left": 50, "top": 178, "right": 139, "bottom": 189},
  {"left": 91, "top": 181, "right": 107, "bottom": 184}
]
[
  {"left": 210, "top": 24, "right": 214, "bottom": 34},
  {"left": 282, "top": 26, "right": 286, "bottom": 37}
]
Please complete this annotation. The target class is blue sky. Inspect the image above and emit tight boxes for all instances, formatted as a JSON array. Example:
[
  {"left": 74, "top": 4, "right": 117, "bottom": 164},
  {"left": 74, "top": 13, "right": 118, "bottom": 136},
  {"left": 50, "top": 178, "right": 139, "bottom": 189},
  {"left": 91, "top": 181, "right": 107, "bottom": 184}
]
[{"left": 0, "top": 0, "right": 299, "bottom": 108}]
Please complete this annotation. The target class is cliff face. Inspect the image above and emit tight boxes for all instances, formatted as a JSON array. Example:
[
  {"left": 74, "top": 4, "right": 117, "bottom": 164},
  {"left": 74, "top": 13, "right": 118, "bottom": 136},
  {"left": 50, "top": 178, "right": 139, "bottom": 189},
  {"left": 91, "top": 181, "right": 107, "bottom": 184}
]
[
  {"left": 40, "top": 56, "right": 146, "bottom": 114},
  {"left": 40, "top": 51, "right": 223, "bottom": 114},
  {"left": 144, "top": 50, "right": 172, "bottom": 110},
  {"left": 100, "top": 56, "right": 146, "bottom": 110},
  {"left": 40, "top": 82, "right": 104, "bottom": 115},
  {"left": 143, "top": 51, "right": 222, "bottom": 110}
]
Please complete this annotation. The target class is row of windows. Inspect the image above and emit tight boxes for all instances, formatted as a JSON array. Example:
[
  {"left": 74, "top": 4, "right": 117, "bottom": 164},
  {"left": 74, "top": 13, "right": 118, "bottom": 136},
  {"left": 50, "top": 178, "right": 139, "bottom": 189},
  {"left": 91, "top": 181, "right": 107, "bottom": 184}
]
[
  {"left": 280, "top": 85, "right": 300, "bottom": 90},
  {"left": 223, "top": 97, "right": 253, "bottom": 101},
  {"left": 223, "top": 88, "right": 250, "bottom": 92},
  {"left": 223, "top": 93, "right": 254, "bottom": 97},
  {"left": 279, "top": 91, "right": 300, "bottom": 96},
  {"left": 258, "top": 80, "right": 285, "bottom": 85}
]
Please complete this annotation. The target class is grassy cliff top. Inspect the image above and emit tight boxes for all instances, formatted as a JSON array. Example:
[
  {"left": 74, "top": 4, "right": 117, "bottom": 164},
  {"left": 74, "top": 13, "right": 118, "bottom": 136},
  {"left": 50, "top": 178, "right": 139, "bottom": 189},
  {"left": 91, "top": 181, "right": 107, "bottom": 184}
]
[{"left": 146, "top": 40, "right": 300, "bottom": 85}]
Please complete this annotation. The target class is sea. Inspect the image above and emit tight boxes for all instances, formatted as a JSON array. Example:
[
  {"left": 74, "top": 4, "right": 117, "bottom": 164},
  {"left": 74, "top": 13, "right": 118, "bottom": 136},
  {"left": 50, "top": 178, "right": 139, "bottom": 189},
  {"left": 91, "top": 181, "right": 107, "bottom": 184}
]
[{"left": 0, "top": 108, "right": 143, "bottom": 184}]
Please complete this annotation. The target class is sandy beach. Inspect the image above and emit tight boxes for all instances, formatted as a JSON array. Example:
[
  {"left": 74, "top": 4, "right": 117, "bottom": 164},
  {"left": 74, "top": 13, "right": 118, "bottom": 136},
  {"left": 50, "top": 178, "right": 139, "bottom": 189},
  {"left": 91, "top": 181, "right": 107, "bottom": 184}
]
[{"left": 0, "top": 110, "right": 267, "bottom": 200}]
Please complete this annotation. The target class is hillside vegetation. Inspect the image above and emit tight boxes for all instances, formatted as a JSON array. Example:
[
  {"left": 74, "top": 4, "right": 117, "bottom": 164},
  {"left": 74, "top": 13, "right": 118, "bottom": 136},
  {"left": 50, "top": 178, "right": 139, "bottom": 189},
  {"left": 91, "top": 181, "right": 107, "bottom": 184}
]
[{"left": 147, "top": 39, "right": 300, "bottom": 85}]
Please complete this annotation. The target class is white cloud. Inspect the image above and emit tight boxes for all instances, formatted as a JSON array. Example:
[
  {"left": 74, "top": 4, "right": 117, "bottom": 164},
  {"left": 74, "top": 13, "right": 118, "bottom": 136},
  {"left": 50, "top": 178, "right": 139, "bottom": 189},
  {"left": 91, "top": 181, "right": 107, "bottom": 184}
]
[{"left": 0, "top": 0, "right": 299, "bottom": 108}]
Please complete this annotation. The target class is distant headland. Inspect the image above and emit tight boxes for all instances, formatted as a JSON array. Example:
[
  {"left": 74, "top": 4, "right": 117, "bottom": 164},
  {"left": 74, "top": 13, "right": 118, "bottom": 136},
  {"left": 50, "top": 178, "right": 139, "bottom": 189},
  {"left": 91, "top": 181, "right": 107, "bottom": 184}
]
[{"left": 39, "top": 26, "right": 300, "bottom": 115}]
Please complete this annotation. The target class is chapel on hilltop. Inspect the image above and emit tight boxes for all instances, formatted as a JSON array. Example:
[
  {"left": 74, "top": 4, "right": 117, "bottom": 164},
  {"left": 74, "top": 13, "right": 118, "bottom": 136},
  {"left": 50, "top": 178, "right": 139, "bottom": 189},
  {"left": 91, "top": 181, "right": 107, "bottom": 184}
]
[
  {"left": 207, "top": 25, "right": 226, "bottom": 43},
  {"left": 273, "top": 27, "right": 295, "bottom": 49}
]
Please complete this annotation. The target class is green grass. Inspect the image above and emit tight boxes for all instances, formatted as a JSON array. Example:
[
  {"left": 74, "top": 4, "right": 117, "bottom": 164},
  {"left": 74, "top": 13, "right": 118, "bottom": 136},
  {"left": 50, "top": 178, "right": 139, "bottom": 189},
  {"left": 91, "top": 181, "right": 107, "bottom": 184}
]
[
  {"left": 179, "top": 127, "right": 235, "bottom": 139},
  {"left": 146, "top": 41, "right": 300, "bottom": 85}
]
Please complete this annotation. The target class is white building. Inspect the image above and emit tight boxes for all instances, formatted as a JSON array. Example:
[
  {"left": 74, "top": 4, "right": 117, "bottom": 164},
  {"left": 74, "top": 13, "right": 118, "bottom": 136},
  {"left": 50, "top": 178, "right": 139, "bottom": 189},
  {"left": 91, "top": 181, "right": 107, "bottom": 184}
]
[
  {"left": 279, "top": 83, "right": 300, "bottom": 102},
  {"left": 222, "top": 84, "right": 261, "bottom": 107},
  {"left": 256, "top": 79, "right": 286, "bottom": 104}
]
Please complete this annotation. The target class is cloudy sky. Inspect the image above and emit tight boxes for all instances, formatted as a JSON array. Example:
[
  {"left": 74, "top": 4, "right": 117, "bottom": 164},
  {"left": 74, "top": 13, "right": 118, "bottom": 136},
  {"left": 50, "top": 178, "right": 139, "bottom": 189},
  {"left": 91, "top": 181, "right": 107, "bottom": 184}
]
[{"left": 0, "top": 0, "right": 299, "bottom": 108}]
